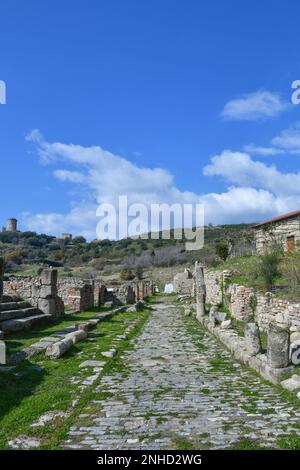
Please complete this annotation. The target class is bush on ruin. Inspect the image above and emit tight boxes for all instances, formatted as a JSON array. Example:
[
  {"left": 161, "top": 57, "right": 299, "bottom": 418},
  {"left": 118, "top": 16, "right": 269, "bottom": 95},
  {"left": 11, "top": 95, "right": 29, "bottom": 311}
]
[
  {"left": 119, "top": 269, "right": 134, "bottom": 281},
  {"left": 257, "top": 251, "right": 281, "bottom": 292}
]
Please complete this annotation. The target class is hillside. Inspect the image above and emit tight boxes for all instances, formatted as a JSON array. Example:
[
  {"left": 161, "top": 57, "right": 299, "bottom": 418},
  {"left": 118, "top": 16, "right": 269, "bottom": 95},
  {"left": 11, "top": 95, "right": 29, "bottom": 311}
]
[{"left": 0, "top": 224, "right": 255, "bottom": 282}]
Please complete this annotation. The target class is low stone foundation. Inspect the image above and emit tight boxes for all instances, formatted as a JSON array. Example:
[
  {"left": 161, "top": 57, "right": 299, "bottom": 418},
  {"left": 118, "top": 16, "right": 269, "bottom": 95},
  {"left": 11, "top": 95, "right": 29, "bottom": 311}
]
[
  {"left": 199, "top": 316, "right": 293, "bottom": 384},
  {"left": 203, "top": 268, "right": 300, "bottom": 330}
]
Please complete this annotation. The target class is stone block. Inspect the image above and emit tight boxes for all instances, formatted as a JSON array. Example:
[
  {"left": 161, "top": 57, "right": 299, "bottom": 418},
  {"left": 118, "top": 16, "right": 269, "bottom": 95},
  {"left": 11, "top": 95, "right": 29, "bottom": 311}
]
[
  {"left": 0, "top": 340, "right": 6, "bottom": 364},
  {"left": 281, "top": 374, "right": 300, "bottom": 392},
  {"left": 65, "top": 330, "right": 87, "bottom": 344},
  {"left": 267, "top": 323, "right": 290, "bottom": 369},
  {"left": 45, "top": 338, "right": 73, "bottom": 358},
  {"left": 220, "top": 319, "right": 232, "bottom": 329},
  {"left": 40, "top": 269, "right": 57, "bottom": 286},
  {"left": 245, "top": 323, "right": 262, "bottom": 356},
  {"left": 38, "top": 298, "right": 56, "bottom": 316},
  {"left": 75, "top": 322, "right": 90, "bottom": 332}
]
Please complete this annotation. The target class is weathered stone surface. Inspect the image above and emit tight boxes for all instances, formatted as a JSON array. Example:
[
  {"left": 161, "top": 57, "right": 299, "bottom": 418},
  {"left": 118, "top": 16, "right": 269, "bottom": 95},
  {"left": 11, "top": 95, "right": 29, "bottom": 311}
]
[
  {"left": 45, "top": 338, "right": 73, "bottom": 358},
  {"left": 63, "top": 300, "right": 300, "bottom": 450},
  {"left": 8, "top": 436, "right": 40, "bottom": 449},
  {"left": 75, "top": 322, "right": 90, "bottom": 332},
  {"left": 79, "top": 360, "right": 105, "bottom": 368},
  {"left": 281, "top": 374, "right": 300, "bottom": 392},
  {"left": 244, "top": 323, "right": 262, "bottom": 356},
  {"left": 40, "top": 269, "right": 57, "bottom": 286},
  {"left": 194, "top": 262, "right": 206, "bottom": 320},
  {"left": 173, "top": 269, "right": 193, "bottom": 295},
  {"left": 65, "top": 330, "right": 87, "bottom": 344},
  {"left": 290, "top": 332, "right": 300, "bottom": 343},
  {"left": 267, "top": 323, "right": 290, "bottom": 369},
  {"left": 101, "top": 349, "right": 116, "bottom": 358},
  {"left": 220, "top": 320, "right": 232, "bottom": 329},
  {"left": 0, "top": 340, "right": 6, "bottom": 364}
]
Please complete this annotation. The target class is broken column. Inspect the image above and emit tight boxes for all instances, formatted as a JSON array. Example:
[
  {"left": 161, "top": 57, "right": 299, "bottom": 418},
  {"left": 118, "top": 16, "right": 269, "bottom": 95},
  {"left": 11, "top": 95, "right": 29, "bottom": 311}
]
[
  {"left": 0, "top": 257, "right": 4, "bottom": 303},
  {"left": 267, "top": 323, "right": 290, "bottom": 368},
  {"left": 194, "top": 262, "right": 206, "bottom": 320},
  {"left": 245, "top": 323, "right": 262, "bottom": 356},
  {"left": 36, "top": 269, "right": 64, "bottom": 318},
  {"left": 0, "top": 340, "right": 6, "bottom": 365}
]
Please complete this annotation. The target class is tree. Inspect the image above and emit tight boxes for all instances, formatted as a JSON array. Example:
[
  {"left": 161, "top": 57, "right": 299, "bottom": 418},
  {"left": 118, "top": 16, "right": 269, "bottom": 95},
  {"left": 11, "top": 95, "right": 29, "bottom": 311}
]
[
  {"left": 257, "top": 251, "right": 281, "bottom": 291},
  {"left": 216, "top": 241, "right": 229, "bottom": 261},
  {"left": 135, "top": 266, "right": 144, "bottom": 280},
  {"left": 119, "top": 269, "right": 134, "bottom": 281},
  {"left": 73, "top": 236, "right": 86, "bottom": 244}
]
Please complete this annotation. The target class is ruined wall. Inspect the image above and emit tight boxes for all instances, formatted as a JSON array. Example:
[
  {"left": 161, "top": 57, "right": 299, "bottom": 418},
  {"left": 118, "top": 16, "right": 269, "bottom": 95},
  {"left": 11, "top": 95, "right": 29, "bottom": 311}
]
[
  {"left": 204, "top": 270, "right": 223, "bottom": 305},
  {"left": 3, "top": 269, "right": 64, "bottom": 318},
  {"left": 226, "top": 284, "right": 256, "bottom": 321},
  {"left": 173, "top": 269, "right": 193, "bottom": 295},
  {"left": 3, "top": 275, "right": 33, "bottom": 302},
  {"left": 204, "top": 268, "right": 300, "bottom": 330},
  {"left": 57, "top": 278, "right": 95, "bottom": 312}
]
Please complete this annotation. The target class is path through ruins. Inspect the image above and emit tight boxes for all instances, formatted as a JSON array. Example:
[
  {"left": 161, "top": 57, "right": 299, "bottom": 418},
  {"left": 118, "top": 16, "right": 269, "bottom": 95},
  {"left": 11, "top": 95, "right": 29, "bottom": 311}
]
[{"left": 64, "top": 298, "right": 300, "bottom": 450}]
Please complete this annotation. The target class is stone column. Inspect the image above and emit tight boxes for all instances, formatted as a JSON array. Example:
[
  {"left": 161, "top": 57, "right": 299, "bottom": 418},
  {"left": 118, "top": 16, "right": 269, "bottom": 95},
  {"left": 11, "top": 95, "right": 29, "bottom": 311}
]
[
  {"left": 267, "top": 323, "right": 290, "bottom": 368},
  {"left": 36, "top": 269, "right": 64, "bottom": 318},
  {"left": 245, "top": 323, "right": 262, "bottom": 356},
  {"left": 0, "top": 257, "right": 4, "bottom": 303},
  {"left": 194, "top": 262, "right": 206, "bottom": 320}
]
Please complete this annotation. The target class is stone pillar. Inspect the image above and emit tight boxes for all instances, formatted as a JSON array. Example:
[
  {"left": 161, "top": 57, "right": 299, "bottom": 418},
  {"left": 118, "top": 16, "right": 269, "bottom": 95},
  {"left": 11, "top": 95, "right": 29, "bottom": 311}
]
[
  {"left": 0, "top": 257, "right": 4, "bottom": 303},
  {"left": 267, "top": 323, "right": 290, "bottom": 368},
  {"left": 209, "top": 306, "right": 218, "bottom": 326},
  {"left": 0, "top": 340, "right": 6, "bottom": 364},
  {"left": 36, "top": 269, "right": 64, "bottom": 318},
  {"left": 194, "top": 262, "right": 206, "bottom": 320},
  {"left": 245, "top": 323, "right": 262, "bottom": 356}
]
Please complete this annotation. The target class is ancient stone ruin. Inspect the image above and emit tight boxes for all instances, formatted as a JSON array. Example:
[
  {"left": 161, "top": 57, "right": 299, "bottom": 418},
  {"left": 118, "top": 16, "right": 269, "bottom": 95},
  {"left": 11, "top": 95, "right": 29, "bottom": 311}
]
[
  {"left": 0, "top": 262, "right": 64, "bottom": 334},
  {"left": 173, "top": 268, "right": 193, "bottom": 295},
  {"left": 174, "top": 261, "right": 300, "bottom": 385},
  {"left": 194, "top": 262, "right": 206, "bottom": 320}
]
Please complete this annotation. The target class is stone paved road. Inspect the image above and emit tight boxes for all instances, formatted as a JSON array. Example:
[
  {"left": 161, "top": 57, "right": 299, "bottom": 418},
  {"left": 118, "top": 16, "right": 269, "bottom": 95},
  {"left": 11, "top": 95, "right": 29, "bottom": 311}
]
[{"left": 64, "top": 300, "right": 300, "bottom": 449}]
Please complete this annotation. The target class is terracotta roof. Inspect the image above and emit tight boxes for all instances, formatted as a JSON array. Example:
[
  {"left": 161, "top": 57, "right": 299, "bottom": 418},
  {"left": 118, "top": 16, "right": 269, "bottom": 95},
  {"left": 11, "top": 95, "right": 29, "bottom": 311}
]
[{"left": 254, "top": 209, "right": 300, "bottom": 228}]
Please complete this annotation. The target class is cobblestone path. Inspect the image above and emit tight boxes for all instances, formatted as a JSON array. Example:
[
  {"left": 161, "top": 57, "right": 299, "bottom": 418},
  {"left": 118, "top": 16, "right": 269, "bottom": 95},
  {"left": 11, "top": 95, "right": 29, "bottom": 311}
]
[{"left": 64, "top": 301, "right": 300, "bottom": 450}]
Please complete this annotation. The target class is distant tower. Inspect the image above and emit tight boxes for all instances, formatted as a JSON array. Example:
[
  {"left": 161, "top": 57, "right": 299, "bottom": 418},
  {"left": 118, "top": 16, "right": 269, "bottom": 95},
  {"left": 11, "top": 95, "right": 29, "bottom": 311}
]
[
  {"left": 62, "top": 232, "right": 72, "bottom": 241},
  {"left": 6, "top": 218, "right": 17, "bottom": 232}
]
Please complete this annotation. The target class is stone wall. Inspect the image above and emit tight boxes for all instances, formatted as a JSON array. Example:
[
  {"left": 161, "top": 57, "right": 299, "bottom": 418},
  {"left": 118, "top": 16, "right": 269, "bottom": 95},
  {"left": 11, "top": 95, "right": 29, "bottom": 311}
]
[
  {"left": 3, "top": 271, "right": 154, "bottom": 312},
  {"left": 204, "top": 268, "right": 300, "bottom": 330},
  {"left": 57, "top": 278, "right": 95, "bottom": 312},
  {"left": 3, "top": 274, "right": 33, "bottom": 302},
  {"left": 3, "top": 269, "right": 64, "bottom": 318},
  {"left": 226, "top": 284, "right": 255, "bottom": 321},
  {"left": 173, "top": 269, "right": 193, "bottom": 295},
  {"left": 204, "top": 270, "right": 223, "bottom": 305}
]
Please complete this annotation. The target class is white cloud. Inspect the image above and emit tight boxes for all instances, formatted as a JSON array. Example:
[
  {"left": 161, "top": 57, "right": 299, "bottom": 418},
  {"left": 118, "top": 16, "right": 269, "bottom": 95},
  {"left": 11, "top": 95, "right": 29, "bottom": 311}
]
[
  {"left": 221, "top": 90, "right": 288, "bottom": 121},
  {"left": 203, "top": 150, "right": 300, "bottom": 196},
  {"left": 271, "top": 123, "right": 300, "bottom": 154},
  {"left": 22, "top": 131, "right": 300, "bottom": 239},
  {"left": 243, "top": 144, "right": 284, "bottom": 156}
]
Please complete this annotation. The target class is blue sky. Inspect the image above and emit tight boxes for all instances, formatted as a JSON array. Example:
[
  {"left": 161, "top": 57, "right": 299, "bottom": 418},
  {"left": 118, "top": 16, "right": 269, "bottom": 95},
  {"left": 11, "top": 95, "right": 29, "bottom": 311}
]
[{"left": 1, "top": 0, "right": 300, "bottom": 238}]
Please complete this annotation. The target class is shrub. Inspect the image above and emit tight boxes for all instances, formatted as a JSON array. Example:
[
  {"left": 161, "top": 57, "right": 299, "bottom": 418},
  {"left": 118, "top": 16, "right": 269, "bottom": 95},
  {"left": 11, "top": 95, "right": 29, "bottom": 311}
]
[
  {"left": 257, "top": 251, "right": 281, "bottom": 291},
  {"left": 216, "top": 241, "right": 229, "bottom": 261},
  {"left": 135, "top": 266, "right": 144, "bottom": 280},
  {"left": 119, "top": 269, "right": 134, "bottom": 281}
]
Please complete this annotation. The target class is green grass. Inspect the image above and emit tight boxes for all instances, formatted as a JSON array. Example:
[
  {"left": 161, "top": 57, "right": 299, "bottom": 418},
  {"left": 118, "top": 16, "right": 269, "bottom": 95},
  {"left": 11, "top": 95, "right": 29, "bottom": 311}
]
[
  {"left": 4, "top": 307, "right": 112, "bottom": 358},
  {"left": 0, "top": 307, "right": 151, "bottom": 449}
]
